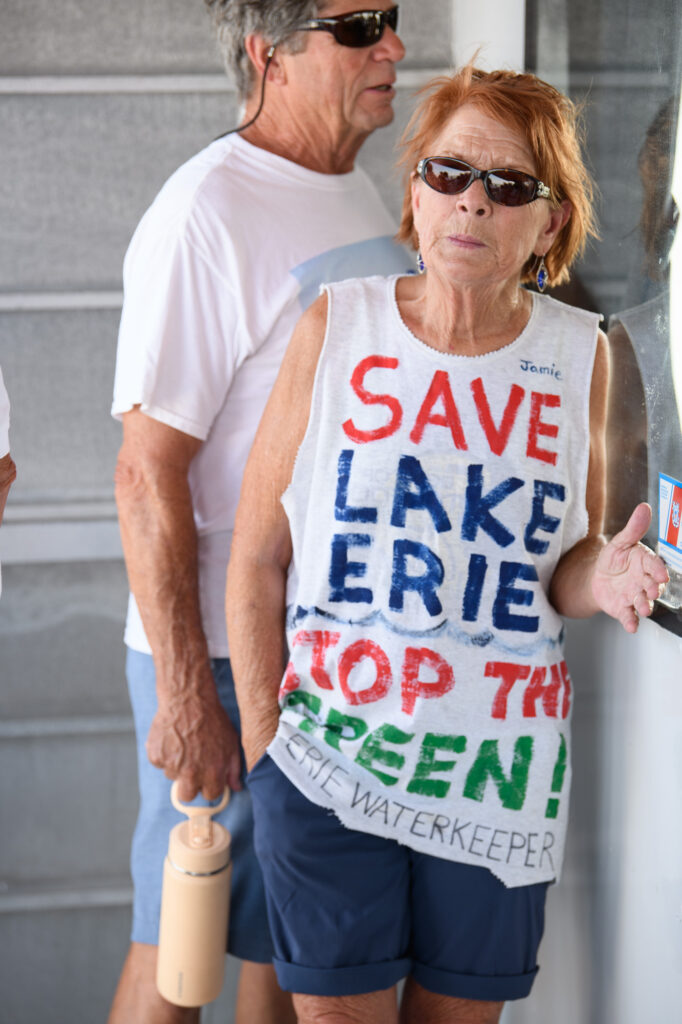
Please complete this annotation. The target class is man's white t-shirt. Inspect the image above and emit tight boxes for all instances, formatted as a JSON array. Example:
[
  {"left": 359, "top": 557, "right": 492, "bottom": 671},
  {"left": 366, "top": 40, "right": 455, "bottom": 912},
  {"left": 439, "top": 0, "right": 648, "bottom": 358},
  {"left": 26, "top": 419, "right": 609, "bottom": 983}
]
[
  {"left": 112, "top": 133, "right": 410, "bottom": 656},
  {"left": 0, "top": 367, "right": 9, "bottom": 460}
]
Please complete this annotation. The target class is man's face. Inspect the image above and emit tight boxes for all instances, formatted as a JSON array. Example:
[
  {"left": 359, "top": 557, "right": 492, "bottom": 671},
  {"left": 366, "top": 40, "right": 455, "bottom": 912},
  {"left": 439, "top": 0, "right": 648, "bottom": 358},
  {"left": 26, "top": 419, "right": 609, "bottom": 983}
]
[{"left": 286, "top": 2, "right": 405, "bottom": 142}]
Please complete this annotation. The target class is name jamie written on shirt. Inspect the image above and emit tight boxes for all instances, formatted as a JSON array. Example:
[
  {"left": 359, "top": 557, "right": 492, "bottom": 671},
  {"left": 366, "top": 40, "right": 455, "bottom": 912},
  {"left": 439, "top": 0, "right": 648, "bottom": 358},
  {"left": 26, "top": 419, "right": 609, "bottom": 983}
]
[{"left": 520, "top": 358, "right": 562, "bottom": 380}]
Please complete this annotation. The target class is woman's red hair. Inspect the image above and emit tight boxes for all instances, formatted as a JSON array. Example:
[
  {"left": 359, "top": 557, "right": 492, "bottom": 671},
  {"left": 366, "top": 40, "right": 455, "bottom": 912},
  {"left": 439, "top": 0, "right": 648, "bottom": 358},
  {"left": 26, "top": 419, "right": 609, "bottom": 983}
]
[{"left": 397, "top": 64, "right": 598, "bottom": 286}]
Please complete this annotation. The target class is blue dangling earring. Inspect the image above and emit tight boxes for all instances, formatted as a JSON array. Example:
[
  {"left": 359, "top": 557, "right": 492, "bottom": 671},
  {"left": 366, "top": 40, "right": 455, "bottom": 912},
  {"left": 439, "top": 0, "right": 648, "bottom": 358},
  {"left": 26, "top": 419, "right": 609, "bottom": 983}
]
[
  {"left": 417, "top": 250, "right": 426, "bottom": 274},
  {"left": 536, "top": 255, "right": 548, "bottom": 292}
]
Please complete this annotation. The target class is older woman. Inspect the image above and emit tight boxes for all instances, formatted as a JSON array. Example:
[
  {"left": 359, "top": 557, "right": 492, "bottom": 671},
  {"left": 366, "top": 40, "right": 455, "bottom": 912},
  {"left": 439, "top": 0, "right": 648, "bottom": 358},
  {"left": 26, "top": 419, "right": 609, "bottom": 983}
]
[{"left": 226, "top": 66, "right": 668, "bottom": 1024}]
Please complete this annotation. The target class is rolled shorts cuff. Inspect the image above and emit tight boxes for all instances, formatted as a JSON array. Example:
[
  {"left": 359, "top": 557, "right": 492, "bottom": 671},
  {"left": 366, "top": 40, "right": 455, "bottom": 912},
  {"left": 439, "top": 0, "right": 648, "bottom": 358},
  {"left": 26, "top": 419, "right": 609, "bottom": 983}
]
[
  {"left": 273, "top": 956, "right": 412, "bottom": 997},
  {"left": 412, "top": 961, "right": 539, "bottom": 1002}
]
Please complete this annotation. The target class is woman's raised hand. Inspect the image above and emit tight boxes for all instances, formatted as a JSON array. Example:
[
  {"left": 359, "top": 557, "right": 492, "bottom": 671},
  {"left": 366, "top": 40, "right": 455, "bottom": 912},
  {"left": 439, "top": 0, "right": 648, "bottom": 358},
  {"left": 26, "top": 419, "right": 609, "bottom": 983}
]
[{"left": 591, "top": 503, "right": 670, "bottom": 632}]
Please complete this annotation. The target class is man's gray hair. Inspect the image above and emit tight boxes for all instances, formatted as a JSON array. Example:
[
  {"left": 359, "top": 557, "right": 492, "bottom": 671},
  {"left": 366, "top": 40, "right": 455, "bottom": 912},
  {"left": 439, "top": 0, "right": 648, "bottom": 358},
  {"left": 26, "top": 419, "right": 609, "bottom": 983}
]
[{"left": 204, "top": 0, "right": 325, "bottom": 101}]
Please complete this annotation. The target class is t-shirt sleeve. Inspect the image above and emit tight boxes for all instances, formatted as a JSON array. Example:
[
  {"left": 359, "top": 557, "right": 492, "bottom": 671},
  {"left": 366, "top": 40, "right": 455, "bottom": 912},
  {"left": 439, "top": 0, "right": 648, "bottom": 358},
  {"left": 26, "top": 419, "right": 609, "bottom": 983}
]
[
  {"left": 0, "top": 366, "right": 10, "bottom": 457},
  {"left": 111, "top": 214, "right": 243, "bottom": 441}
]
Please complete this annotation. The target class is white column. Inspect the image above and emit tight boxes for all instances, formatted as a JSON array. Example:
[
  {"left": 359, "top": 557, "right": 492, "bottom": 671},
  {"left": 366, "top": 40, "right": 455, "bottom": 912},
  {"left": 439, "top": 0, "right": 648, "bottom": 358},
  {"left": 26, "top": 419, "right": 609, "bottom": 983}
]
[{"left": 451, "top": 0, "right": 526, "bottom": 72}]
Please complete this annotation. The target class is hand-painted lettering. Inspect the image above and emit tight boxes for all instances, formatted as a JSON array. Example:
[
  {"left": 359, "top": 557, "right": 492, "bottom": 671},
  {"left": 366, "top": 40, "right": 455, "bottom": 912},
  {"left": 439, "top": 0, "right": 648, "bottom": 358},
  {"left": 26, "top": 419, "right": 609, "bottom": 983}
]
[
  {"left": 524, "top": 480, "right": 565, "bottom": 554},
  {"left": 323, "top": 707, "right": 368, "bottom": 751},
  {"left": 463, "top": 737, "right": 534, "bottom": 810},
  {"left": 343, "top": 355, "right": 402, "bottom": 443},
  {"left": 410, "top": 370, "right": 468, "bottom": 449},
  {"left": 492, "top": 561, "right": 539, "bottom": 633},
  {"left": 462, "top": 464, "right": 524, "bottom": 548},
  {"left": 407, "top": 733, "right": 467, "bottom": 797},
  {"left": 355, "top": 723, "right": 414, "bottom": 786},
  {"left": 522, "top": 664, "right": 561, "bottom": 718},
  {"left": 461, "top": 552, "right": 488, "bottom": 622},
  {"left": 560, "top": 661, "right": 572, "bottom": 719},
  {"left": 390, "top": 455, "right": 452, "bottom": 532},
  {"left": 486, "top": 661, "right": 532, "bottom": 719},
  {"left": 389, "top": 539, "right": 444, "bottom": 616},
  {"left": 470, "top": 377, "right": 525, "bottom": 456},
  {"left": 338, "top": 639, "right": 392, "bottom": 706},
  {"left": 329, "top": 532, "right": 373, "bottom": 604},
  {"left": 335, "top": 450, "right": 378, "bottom": 522},
  {"left": 401, "top": 646, "right": 455, "bottom": 715},
  {"left": 283, "top": 690, "right": 323, "bottom": 733},
  {"left": 286, "top": 630, "right": 340, "bottom": 693},
  {"left": 526, "top": 392, "right": 560, "bottom": 465}
]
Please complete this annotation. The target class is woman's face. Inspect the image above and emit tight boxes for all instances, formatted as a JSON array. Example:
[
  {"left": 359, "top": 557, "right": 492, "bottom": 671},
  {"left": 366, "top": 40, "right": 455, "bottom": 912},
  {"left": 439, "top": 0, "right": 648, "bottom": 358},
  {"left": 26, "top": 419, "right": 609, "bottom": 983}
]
[{"left": 411, "top": 103, "right": 567, "bottom": 289}]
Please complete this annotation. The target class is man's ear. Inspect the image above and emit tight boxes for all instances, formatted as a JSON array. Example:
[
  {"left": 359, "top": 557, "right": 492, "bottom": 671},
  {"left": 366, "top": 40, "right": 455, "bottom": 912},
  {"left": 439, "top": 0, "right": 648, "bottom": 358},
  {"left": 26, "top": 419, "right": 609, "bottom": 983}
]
[{"left": 244, "top": 34, "right": 286, "bottom": 85}]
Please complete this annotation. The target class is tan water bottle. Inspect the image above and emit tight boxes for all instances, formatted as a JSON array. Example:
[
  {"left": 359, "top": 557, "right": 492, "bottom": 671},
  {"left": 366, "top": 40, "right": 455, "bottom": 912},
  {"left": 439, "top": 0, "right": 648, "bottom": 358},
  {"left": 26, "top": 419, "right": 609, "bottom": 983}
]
[{"left": 156, "top": 782, "right": 231, "bottom": 1007}]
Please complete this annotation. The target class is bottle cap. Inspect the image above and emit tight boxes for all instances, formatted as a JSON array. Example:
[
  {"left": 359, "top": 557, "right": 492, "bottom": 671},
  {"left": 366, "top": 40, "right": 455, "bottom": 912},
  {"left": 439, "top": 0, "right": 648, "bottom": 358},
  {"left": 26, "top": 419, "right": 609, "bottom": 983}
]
[{"left": 168, "top": 782, "right": 231, "bottom": 875}]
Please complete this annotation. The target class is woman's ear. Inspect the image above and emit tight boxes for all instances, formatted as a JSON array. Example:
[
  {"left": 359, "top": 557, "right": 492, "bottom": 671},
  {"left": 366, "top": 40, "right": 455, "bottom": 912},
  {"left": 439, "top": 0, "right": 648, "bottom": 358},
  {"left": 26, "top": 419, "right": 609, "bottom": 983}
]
[
  {"left": 535, "top": 199, "right": 572, "bottom": 256},
  {"left": 410, "top": 174, "right": 422, "bottom": 216}
]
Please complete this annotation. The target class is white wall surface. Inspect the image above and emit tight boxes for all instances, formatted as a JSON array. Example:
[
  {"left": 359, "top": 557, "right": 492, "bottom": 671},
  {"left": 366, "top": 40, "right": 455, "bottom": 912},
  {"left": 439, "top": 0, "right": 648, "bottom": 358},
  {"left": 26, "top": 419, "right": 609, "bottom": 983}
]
[
  {"left": 503, "top": 615, "right": 682, "bottom": 1023},
  {"left": 452, "top": 0, "right": 526, "bottom": 71}
]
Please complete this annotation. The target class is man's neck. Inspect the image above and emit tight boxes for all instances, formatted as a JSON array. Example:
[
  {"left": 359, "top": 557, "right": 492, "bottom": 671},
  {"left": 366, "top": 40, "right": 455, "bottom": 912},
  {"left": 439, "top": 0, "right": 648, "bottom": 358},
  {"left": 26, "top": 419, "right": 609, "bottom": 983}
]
[{"left": 238, "top": 104, "right": 367, "bottom": 176}]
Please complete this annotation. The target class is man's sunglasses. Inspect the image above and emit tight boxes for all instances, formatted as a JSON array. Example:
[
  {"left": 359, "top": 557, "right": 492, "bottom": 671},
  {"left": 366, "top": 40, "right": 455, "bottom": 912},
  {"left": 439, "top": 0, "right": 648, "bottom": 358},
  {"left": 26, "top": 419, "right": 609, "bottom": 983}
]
[
  {"left": 416, "top": 156, "right": 552, "bottom": 207},
  {"left": 296, "top": 7, "right": 399, "bottom": 48}
]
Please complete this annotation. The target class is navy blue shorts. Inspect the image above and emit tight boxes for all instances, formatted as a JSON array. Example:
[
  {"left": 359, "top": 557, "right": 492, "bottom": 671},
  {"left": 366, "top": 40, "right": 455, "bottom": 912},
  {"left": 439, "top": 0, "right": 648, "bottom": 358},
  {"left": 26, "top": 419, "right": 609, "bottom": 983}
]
[
  {"left": 126, "top": 649, "right": 273, "bottom": 962},
  {"left": 248, "top": 753, "right": 548, "bottom": 1001}
]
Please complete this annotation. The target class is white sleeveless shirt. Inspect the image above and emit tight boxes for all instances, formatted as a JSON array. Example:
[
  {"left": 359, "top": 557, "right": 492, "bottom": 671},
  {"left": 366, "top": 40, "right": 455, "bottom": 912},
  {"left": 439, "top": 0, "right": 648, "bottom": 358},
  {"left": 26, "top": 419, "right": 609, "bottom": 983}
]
[{"left": 268, "top": 274, "right": 600, "bottom": 887}]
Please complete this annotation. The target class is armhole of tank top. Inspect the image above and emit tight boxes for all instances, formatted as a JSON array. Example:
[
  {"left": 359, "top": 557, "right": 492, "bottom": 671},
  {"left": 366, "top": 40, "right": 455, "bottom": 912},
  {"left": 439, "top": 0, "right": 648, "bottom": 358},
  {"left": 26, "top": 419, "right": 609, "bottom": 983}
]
[
  {"left": 574, "top": 317, "right": 602, "bottom": 544},
  {"left": 280, "top": 283, "right": 336, "bottom": 511}
]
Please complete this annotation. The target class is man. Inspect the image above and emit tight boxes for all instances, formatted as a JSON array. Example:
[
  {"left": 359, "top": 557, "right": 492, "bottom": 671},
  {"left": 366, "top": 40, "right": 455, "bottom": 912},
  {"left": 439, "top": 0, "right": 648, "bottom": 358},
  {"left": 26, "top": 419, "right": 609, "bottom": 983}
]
[{"left": 109, "top": 2, "right": 407, "bottom": 1022}]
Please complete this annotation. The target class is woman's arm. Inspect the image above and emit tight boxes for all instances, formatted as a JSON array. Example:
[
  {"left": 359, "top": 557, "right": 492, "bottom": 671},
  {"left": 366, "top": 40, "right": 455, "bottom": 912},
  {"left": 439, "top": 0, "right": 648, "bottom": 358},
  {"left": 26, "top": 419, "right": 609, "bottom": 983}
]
[
  {"left": 549, "top": 330, "right": 668, "bottom": 632},
  {"left": 226, "top": 294, "right": 328, "bottom": 769}
]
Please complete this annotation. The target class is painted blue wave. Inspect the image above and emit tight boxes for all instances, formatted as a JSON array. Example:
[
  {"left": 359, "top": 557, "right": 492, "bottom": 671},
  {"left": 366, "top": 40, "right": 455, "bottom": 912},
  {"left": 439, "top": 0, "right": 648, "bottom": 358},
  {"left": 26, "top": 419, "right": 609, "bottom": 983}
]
[{"left": 286, "top": 605, "right": 565, "bottom": 658}]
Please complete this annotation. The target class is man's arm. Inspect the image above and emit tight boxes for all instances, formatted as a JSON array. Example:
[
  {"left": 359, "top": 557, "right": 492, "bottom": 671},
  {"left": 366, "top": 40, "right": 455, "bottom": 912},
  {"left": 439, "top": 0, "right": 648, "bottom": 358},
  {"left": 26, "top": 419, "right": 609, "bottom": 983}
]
[
  {"left": 0, "top": 452, "right": 16, "bottom": 526},
  {"left": 114, "top": 408, "right": 242, "bottom": 800},
  {"left": 0, "top": 366, "right": 14, "bottom": 526},
  {"left": 226, "top": 296, "right": 328, "bottom": 770},
  {"left": 550, "top": 331, "right": 668, "bottom": 630}
]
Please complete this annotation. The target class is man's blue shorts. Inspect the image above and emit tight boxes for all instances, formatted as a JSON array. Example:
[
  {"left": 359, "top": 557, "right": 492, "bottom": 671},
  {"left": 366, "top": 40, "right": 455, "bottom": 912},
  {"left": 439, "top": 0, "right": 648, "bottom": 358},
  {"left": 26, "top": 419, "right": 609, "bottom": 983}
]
[
  {"left": 126, "top": 648, "right": 273, "bottom": 963},
  {"left": 248, "top": 753, "right": 548, "bottom": 1001}
]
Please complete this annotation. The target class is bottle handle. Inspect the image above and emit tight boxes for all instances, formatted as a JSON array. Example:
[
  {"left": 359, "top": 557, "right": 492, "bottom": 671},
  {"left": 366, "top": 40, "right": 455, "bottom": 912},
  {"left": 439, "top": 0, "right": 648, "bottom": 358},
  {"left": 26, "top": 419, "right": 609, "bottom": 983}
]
[{"left": 170, "top": 781, "right": 230, "bottom": 818}]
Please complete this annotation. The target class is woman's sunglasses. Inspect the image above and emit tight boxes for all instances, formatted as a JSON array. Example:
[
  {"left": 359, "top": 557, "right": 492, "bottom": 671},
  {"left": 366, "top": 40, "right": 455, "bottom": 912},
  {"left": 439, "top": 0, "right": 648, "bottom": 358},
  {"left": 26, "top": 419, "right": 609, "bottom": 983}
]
[
  {"left": 416, "top": 156, "right": 552, "bottom": 207},
  {"left": 296, "top": 7, "right": 399, "bottom": 48}
]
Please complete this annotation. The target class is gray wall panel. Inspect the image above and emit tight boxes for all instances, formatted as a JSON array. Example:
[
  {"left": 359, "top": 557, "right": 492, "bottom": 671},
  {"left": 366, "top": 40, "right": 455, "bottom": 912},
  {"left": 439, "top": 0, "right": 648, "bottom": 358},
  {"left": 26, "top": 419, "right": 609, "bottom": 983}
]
[
  {"left": 0, "top": 0, "right": 222, "bottom": 76},
  {"left": 0, "top": 562, "right": 128, "bottom": 720},
  {"left": 0, "top": 908, "right": 241, "bottom": 1024},
  {"left": 0, "top": 907, "right": 132, "bottom": 1024},
  {"left": 0, "top": 310, "right": 122, "bottom": 501},
  {"left": 398, "top": 2, "right": 453, "bottom": 69},
  {"left": 1, "top": 92, "right": 239, "bottom": 292},
  {"left": 567, "top": 0, "right": 679, "bottom": 72},
  {"left": 0, "top": 730, "right": 136, "bottom": 882},
  {"left": 0, "top": 1, "right": 449, "bottom": 77},
  {"left": 568, "top": 84, "right": 671, "bottom": 316}
]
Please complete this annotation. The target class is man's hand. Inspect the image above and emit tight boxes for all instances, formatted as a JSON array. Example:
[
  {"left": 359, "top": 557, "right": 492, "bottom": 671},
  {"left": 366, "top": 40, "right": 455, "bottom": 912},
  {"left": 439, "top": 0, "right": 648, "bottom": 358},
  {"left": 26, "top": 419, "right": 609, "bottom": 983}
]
[
  {"left": 592, "top": 503, "right": 669, "bottom": 632},
  {"left": 146, "top": 686, "right": 243, "bottom": 801}
]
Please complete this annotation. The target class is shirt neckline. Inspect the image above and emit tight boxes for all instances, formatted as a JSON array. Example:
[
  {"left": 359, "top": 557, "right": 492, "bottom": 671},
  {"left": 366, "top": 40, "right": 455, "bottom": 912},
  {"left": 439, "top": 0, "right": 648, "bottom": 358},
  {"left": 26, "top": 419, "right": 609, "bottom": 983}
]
[{"left": 227, "top": 133, "right": 364, "bottom": 191}]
